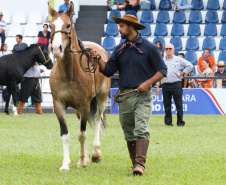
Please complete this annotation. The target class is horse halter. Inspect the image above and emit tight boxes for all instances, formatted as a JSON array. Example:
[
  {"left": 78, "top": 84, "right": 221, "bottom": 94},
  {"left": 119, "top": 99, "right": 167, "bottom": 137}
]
[{"left": 38, "top": 46, "right": 51, "bottom": 65}]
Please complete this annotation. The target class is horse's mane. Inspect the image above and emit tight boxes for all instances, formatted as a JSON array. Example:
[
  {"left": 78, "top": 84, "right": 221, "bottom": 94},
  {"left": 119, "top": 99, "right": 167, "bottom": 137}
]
[{"left": 14, "top": 44, "right": 39, "bottom": 53}]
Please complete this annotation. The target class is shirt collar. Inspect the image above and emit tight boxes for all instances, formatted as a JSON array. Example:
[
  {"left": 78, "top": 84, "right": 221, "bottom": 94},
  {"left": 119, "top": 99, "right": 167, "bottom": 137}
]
[
  {"left": 165, "top": 55, "right": 174, "bottom": 61},
  {"left": 136, "top": 36, "right": 143, "bottom": 44}
]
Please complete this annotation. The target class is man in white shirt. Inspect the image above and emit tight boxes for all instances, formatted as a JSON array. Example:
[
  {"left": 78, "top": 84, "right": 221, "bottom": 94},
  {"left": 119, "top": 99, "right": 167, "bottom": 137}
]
[{"left": 0, "top": 12, "right": 6, "bottom": 44}]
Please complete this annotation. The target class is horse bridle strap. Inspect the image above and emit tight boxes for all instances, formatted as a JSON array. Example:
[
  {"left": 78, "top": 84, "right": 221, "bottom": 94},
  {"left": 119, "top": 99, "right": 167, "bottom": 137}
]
[
  {"left": 50, "top": 30, "right": 71, "bottom": 45},
  {"left": 38, "top": 46, "right": 51, "bottom": 65}
]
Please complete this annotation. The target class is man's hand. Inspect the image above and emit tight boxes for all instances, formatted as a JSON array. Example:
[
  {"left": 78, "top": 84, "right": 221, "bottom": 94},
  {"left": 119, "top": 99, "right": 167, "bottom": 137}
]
[
  {"left": 156, "top": 86, "right": 161, "bottom": 96},
  {"left": 40, "top": 69, "right": 44, "bottom": 73},
  {"left": 137, "top": 81, "right": 150, "bottom": 93},
  {"left": 90, "top": 49, "right": 100, "bottom": 59}
]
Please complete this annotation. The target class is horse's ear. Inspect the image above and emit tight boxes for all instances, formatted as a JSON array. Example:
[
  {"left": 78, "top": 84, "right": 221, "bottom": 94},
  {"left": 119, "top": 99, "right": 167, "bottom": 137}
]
[
  {"left": 48, "top": 2, "right": 57, "bottom": 17},
  {"left": 66, "top": 2, "right": 74, "bottom": 19}
]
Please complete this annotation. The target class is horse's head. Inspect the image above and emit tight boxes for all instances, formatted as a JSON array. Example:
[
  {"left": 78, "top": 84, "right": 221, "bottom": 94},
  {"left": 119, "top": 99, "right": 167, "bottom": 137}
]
[
  {"left": 37, "top": 45, "right": 53, "bottom": 69},
  {"left": 48, "top": 2, "right": 75, "bottom": 60}
]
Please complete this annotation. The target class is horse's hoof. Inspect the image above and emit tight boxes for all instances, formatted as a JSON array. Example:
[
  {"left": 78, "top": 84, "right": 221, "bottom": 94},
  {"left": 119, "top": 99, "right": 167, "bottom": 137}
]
[
  {"left": 14, "top": 112, "right": 18, "bottom": 116},
  {"left": 5, "top": 112, "right": 10, "bottom": 115},
  {"left": 92, "top": 155, "right": 101, "bottom": 163},
  {"left": 59, "top": 167, "right": 70, "bottom": 172},
  {"left": 77, "top": 161, "right": 87, "bottom": 168}
]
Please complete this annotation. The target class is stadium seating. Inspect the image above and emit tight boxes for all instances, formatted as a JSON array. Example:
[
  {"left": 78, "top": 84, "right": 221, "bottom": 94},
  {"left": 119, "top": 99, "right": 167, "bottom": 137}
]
[
  {"left": 120, "top": 39, "right": 126, "bottom": 44},
  {"left": 153, "top": 37, "right": 165, "bottom": 48},
  {"left": 12, "top": 11, "right": 26, "bottom": 24},
  {"left": 219, "top": 38, "right": 226, "bottom": 50},
  {"left": 171, "top": 24, "right": 184, "bottom": 37},
  {"left": 105, "top": 23, "right": 119, "bottom": 37},
  {"left": 107, "top": 51, "right": 112, "bottom": 58},
  {"left": 187, "top": 24, "right": 201, "bottom": 36},
  {"left": 202, "top": 37, "right": 216, "bottom": 50},
  {"left": 125, "top": 10, "right": 137, "bottom": 17},
  {"left": 24, "top": 23, "right": 38, "bottom": 37},
  {"left": 8, "top": 23, "right": 22, "bottom": 37},
  {"left": 205, "top": 11, "right": 219, "bottom": 24},
  {"left": 22, "top": 37, "right": 35, "bottom": 46},
  {"left": 159, "top": 0, "right": 172, "bottom": 10},
  {"left": 156, "top": 11, "right": 170, "bottom": 24},
  {"left": 154, "top": 24, "right": 168, "bottom": 37},
  {"left": 204, "top": 24, "right": 217, "bottom": 37},
  {"left": 189, "top": 11, "right": 202, "bottom": 24},
  {"left": 170, "top": 37, "right": 183, "bottom": 50},
  {"left": 192, "top": 66, "right": 196, "bottom": 75},
  {"left": 221, "top": 11, "right": 226, "bottom": 23},
  {"left": 207, "top": 0, "right": 220, "bottom": 10},
  {"left": 102, "top": 37, "right": 116, "bottom": 51},
  {"left": 5, "top": 37, "right": 16, "bottom": 51},
  {"left": 220, "top": 24, "right": 226, "bottom": 36},
  {"left": 185, "top": 51, "right": 198, "bottom": 65},
  {"left": 139, "top": 23, "right": 151, "bottom": 36},
  {"left": 186, "top": 37, "right": 199, "bottom": 50},
  {"left": 149, "top": 0, "right": 156, "bottom": 10},
  {"left": 28, "top": 11, "right": 42, "bottom": 24},
  {"left": 218, "top": 51, "right": 226, "bottom": 62},
  {"left": 173, "top": 11, "right": 186, "bottom": 24},
  {"left": 2, "top": 11, "right": 10, "bottom": 24},
  {"left": 140, "top": 11, "right": 153, "bottom": 24},
  {"left": 191, "top": 0, "right": 204, "bottom": 10},
  {"left": 108, "top": 11, "right": 121, "bottom": 23},
  {"left": 201, "top": 51, "right": 215, "bottom": 58},
  {"left": 223, "top": 0, "right": 226, "bottom": 10}
]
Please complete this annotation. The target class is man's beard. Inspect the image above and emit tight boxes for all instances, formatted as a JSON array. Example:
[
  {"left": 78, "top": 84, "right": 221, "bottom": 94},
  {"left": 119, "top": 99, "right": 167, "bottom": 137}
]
[{"left": 120, "top": 28, "right": 131, "bottom": 39}]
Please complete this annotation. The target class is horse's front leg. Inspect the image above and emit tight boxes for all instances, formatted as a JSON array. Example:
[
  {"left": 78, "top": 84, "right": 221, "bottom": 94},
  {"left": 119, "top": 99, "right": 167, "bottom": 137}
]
[
  {"left": 4, "top": 86, "right": 11, "bottom": 115},
  {"left": 77, "top": 105, "right": 90, "bottom": 168},
  {"left": 11, "top": 83, "right": 18, "bottom": 116},
  {"left": 54, "top": 100, "right": 71, "bottom": 172}
]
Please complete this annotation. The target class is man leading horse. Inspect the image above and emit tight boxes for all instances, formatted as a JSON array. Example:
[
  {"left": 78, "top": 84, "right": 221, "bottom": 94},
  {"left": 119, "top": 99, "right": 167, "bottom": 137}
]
[{"left": 90, "top": 15, "right": 167, "bottom": 175}]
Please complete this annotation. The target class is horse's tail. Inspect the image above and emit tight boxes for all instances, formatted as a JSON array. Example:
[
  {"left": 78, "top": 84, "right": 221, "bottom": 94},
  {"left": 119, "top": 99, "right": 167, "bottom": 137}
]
[{"left": 89, "top": 96, "right": 107, "bottom": 134}]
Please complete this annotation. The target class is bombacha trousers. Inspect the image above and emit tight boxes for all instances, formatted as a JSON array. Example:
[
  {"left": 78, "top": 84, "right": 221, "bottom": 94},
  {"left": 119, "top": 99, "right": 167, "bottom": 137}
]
[{"left": 118, "top": 88, "right": 153, "bottom": 141}]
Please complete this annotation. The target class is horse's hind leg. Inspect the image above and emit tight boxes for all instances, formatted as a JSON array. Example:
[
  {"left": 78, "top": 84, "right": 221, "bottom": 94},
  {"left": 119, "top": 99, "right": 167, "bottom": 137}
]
[
  {"left": 54, "top": 101, "right": 71, "bottom": 172},
  {"left": 4, "top": 86, "right": 12, "bottom": 115},
  {"left": 11, "top": 83, "right": 18, "bottom": 116}
]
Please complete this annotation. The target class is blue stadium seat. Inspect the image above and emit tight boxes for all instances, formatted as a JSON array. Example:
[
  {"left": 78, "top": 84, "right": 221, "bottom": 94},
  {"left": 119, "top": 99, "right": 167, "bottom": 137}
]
[
  {"left": 120, "top": 39, "right": 126, "bottom": 44},
  {"left": 154, "top": 24, "right": 168, "bottom": 37},
  {"left": 170, "top": 37, "right": 182, "bottom": 50},
  {"left": 149, "top": 0, "right": 156, "bottom": 10},
  {"left": 202, "top": 37, "right": 216, "bottom": 50},
  {"left": 139, "top": 23, "right": 151, "bottom": 36},
  {"left": 220, "top": 24, "right": 226, "bottom": 36},
  {"left": 185, "top": 37, "right": 199, "bottom": 50},
  {"left": 218, "top": 51, "right": 226, "bottom": 63},
  {"left": 192, "top": 66, "right": 196, "bottom": 75},
  {"left": 140, "top": 11, "right": 153, "bottom": 24},
  {"left": 219, "top": 38, "right": 226, "bottom": 50},
  {"left": 105, "top": 23, "right": 119, "bottom": 37},
  {"left": 108, "top": 11, "right": 121, "bottom": 23},
  {"left": 125, "top": 10, "right": 137, "bottom": 17},
  {"left": 107, "top": 51, "right": 112, "bottom": 58},
  {"left": 221, "top": 11, "right": 226, "bottom": 23},
  {"left": 191, "top": 0, "right": 204, "bottom": 10},
  {"left": 189, "top": 11, "right": 202, "bottom": 24},
  {"left": 153, "top": 37, "right": 165, "bottom": 48},
  {"left": 175, "top": 51, "right": 179, "bottom": 56},
  {"left": 185, "top": 51, "right": 198, "bottom": 65},
  {"left": 204, "top": 24, "right": 217, "bottom": 37},
  {"left": 159, "top": 0, "right": 172, "bottom": 10},
  {"left": 103, "top": 37, "right": 116, "bottom": 51},
  {"left": 207, "top": 0, "right": 220, "bottom": 10},
  {"left": 156, "top": 11, "right": 170, "bottom": 24},
  {"left": 223, "top": 0, "right": 226, "bottom": 10},
  {"left": 171, "top": 24, "right": 184, "bottom": 36},
  {"left": 173, "top": 11, "right": 186, "bottom": 24},
  {"left": 205, "top": 11, "right": 219, "bottom": 24},
  {"left": 118, "top": 0, "right": 123, "bottom": 5},
  {"left": 187, "top": 24, "right": 201, "bottom": 37}
]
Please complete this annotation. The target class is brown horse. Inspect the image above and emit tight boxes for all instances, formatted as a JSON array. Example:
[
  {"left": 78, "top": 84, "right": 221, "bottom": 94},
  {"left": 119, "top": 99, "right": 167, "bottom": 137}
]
[{"left": 48, "top": 2, "right": 111, "bottom": 171}]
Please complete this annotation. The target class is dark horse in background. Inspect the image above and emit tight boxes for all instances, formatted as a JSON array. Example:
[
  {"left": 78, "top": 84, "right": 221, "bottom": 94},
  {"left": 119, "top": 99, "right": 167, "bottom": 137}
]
[
  {"left": 49, "top": 2, "right": 111, "bottom": 171},
  {"left": 0, "top": 44, "right": 53, "bottom": 115}
]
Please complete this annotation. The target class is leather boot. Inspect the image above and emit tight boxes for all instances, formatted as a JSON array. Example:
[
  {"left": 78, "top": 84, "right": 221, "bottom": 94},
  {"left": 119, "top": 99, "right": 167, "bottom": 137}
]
[
  {"left": 133, "top": 138, "right": 149, "bottom": 176},
  {"left": 35, "top": 102, "right": 43, "bottom": 114},
  {"left": 127, "top": 141, "right": 136, "bottom": 171},
  {"left": 17, "top": 101, "right": 25, "bottom": 114}
]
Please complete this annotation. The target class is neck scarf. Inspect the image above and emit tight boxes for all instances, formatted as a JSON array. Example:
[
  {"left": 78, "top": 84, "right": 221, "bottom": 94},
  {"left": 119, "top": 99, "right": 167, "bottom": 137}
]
[{"left": 117, "top": 34, "right": 144, "bottom": 57}]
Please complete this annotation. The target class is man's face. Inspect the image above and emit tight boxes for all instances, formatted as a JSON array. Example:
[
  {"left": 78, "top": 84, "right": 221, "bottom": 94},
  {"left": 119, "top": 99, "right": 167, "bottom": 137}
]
[
  {"left": 204, "top": 50, "right": 210, "bottom": 58},
  {"left": 118, "top": 22, "right": 131, "bottom": 39},
  {"left": 165, "top": 44, "right": 174, "bottom": 57},
  {"left": 218, "top": 66, "right": 225, "bottom": 72},
  {"left": 64, "top": 0, "right": 70, "bottom": 4},
  {"left": 178, "top": 54, "right": 184, "bottom": 59},
  {"left": 16, "top": 36, "right": 21, "bottom": 44}
]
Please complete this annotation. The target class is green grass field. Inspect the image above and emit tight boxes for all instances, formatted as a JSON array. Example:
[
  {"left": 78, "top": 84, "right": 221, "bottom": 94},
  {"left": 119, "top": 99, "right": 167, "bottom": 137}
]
[{"left": 0, "top": 114, "right": 225, "bottom": 185}]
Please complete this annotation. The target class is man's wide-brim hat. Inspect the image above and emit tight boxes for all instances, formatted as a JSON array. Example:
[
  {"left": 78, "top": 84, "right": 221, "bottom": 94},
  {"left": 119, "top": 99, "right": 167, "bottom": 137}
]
[
  {"left": 217, "top": 61, "right": 226, "bottom": 67},
  {"left": 112, "top": 14, "right": 146, "bottom": 30}
]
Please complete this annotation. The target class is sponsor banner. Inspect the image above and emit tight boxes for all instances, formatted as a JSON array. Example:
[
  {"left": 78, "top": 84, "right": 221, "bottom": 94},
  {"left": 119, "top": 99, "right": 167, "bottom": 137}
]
[{"left": 111, "top": 88, "right": 226, "bottom": 115}]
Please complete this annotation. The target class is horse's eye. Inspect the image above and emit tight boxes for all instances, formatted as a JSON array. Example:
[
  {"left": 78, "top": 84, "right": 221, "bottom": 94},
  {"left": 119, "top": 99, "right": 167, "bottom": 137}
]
[{"left": 66, "top": 24, "right": 71, "bottom": 29}]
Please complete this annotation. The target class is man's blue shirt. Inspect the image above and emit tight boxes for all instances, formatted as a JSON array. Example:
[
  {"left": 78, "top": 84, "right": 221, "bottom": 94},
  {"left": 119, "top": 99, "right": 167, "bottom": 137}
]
[
  {"left": 58, "top": 4, "right": 75, "bottom": 15},
  {"left": 101, "top": 37, "right": 167, "bottom": 90},
  {"left": 13, "top": 43, "right": 28, "bottom": 52}
]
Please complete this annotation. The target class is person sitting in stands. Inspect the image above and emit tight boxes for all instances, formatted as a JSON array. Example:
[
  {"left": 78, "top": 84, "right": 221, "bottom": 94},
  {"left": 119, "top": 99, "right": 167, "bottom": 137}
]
[
  {"left": 112, "top": 0, "right": 132, "bottom": 11},
  {"left": 129, "top": 0, "right": 140, "bottom": 12},
  {"left": 0, "top": 43, "right": 11, "bottom": 57},
  {"left": 172, "top": 0, "right": 193, "bottom": 11},
  {"left": 59, "top": 0, "right": 75, "bottom": 16},
  {"left": 12, "top": 35, "right": 28, "bottom": 53},
  {"left": 37, "top": 24, "right": 51, "bottom": 52},
  {"left": 155, "top": 40, "right": 164, "bottom": 57},
  {"left": 197, "top": 48, "right": 216, "bottom": 74},
  {"left": 214, "top": 61, "right": 226, "bottom": 88},
  {"left": 0, "top": 12, "right": 6, "bottom": 44},
  {"left": 197, "top": 59, "right": 214, "bottom": 88}
]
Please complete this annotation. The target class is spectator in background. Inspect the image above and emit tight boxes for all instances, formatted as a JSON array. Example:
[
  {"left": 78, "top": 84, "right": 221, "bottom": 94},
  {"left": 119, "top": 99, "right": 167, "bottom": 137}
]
[
  {"left": 197, "top": 59, "right": 214, "bottom": 88},
  {"left": 214, "top": 61, "right": 226, "bottom": 88},
  {"left": 155, "top": 41, "right": 164, "bottom": 57},
  {"left": 0, "top": 43, "right": 11, "bottom": 57},
  {"left": 59, "top": 0, "right": 75, "bottom": 16},
  {"left": 172, "top": 0, "right": 193, "bottom": 11},
  {"left": 37, "top": 24, "right": 51, "bottom": 52},
  {"left": 112, "top": 0, "right": 132, "bottom": 11},
  {"left": 197, "top": 48, "right": 216, "bottom": 74},
  {"left": 12, "top": 35, "right": 28, "bottom": 53},
  {"left": 0, "top": 12, "right": 6, "bottom": 44},
  {"left": 161, "top": 43, "right": 193, "bottom": 126},
  {"left": 129, "top": 0, "right": 140, "bottom": 12},
  {"left": 178, "top": 53, "right": 189, "bottom": 88}
]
